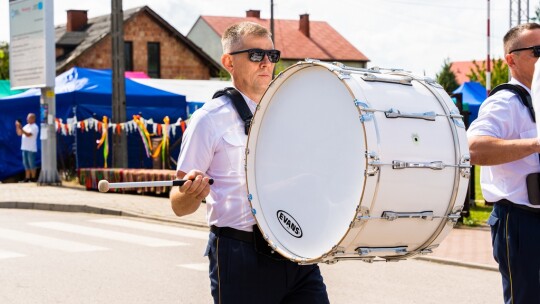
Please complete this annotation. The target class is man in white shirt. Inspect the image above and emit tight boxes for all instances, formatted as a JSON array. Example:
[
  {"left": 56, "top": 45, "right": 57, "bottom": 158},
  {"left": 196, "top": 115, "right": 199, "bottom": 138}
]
[
  {"left": 170, "top": 22, "right": 329, "bottom": 303},
  {"left": 468, "top": 23, "right": 540, "bottom": 304},
  {"left": 15, "top": 113, "right": 39, "bottom": 182}
]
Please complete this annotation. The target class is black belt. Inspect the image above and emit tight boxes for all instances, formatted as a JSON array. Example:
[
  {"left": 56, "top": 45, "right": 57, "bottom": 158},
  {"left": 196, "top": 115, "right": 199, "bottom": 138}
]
[
  {"left": 210, "top": 225, "right": 253, "bottom": 243},
  {"left": 495, "top": 199, "right": 540, "bottom": 215}
]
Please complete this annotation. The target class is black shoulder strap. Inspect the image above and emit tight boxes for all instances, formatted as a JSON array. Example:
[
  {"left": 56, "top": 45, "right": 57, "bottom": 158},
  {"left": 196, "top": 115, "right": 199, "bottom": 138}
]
[
  {"left": 489, "top": 83, "right": 535, "bottom": 122},
  {"left": 212, "top": 87, "right": 253, "bottom": 135}
]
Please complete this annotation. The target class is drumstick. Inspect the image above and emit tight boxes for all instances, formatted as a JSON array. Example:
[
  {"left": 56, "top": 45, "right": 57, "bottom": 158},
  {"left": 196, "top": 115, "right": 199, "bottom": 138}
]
[{"left": 98, "top": 178, "right": 214, "bottom": 193}]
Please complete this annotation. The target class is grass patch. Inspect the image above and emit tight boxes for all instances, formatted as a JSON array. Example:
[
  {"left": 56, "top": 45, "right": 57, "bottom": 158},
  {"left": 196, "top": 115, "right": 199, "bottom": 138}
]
[
  {"left": 463, "top": 201, "right": 492, "bottom": 226},
  {"left": 461, "top": 166, "right": 492, "bottom": 227}
]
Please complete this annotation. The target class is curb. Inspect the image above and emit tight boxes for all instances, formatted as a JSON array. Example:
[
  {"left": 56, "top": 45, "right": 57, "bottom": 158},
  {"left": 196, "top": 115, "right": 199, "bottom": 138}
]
[
  {"left": 0, "top": 201, "right": 209, "bottom": 230},
  {"left": 0, "top": 202, "right": 122, "bottom": 216}
]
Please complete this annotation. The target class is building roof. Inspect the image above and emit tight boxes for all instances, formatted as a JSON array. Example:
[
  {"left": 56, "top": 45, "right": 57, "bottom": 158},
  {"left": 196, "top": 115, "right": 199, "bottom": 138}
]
[
  {"left": 54, "top": 6, "right": 221, "bottom": 72},
  {"left": 450, "top": 61, "right": 482, "bottom": 84},
  {"left": 198, "top": 15, "right": 369, "bottom": 62}
]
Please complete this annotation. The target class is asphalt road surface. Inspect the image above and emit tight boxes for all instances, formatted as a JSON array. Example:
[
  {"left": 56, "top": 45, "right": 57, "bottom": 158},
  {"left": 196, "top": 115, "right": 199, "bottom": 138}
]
[{"left": 0, "top": 209, "right": 502, "bottom": 303}]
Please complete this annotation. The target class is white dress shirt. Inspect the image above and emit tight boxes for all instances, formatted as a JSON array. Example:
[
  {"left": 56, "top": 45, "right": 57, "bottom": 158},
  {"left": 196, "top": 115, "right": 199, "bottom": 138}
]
[
  {"left": 177, "top": 91, "right": 257, "bottom": 231},
  {"left": 467, "top": 79, "right": 540, "bottom": 207}
]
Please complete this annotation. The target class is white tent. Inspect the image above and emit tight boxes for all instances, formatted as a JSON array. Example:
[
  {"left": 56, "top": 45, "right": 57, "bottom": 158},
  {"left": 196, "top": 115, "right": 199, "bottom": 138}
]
[{"left": 132, "top": 78, "right": 232, "bottom": 115}]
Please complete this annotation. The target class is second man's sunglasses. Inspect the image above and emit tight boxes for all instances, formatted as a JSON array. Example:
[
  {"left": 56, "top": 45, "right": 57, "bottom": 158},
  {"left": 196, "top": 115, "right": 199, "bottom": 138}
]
[{"left": 229, "top": 48, "right": 281, "bottom": 63}]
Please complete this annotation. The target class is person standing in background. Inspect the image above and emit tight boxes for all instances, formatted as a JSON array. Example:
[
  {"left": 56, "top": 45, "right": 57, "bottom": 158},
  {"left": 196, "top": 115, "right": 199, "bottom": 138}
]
[{"left": 15, "top": 113, "right": 39, "bottom": 182}]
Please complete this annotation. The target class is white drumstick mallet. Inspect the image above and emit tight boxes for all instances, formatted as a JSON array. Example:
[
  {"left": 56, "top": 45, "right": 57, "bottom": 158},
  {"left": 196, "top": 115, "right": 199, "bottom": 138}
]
[{"left": 98, "top": 178, "right": 214, "bottom": 193}]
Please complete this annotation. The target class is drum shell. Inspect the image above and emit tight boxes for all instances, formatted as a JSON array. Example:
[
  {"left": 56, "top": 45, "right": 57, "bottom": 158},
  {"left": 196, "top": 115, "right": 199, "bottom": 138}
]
[{"left": 246, "top": 61, "right": 469, "bottom": 263}]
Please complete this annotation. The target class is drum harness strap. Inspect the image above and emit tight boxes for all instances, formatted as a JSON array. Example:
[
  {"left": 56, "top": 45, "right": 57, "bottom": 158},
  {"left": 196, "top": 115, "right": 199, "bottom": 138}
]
[
  {"left": 488, "top": 83, "right": 535, "bottom": 122},
  {"left": 212, "top": 87, "right": 253, "bottom": 135}
]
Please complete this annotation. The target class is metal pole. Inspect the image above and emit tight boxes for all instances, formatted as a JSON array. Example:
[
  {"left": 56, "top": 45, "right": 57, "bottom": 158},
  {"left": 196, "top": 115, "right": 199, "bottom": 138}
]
[
  {"left": 111, "top": 0, "right": 128, "bottom": 168},
  {"left": 37, "top": 0, "right": 60, "bottom": 185},
  {"left": 38, "top": 87, "right": 61, "bottom": 184},
  {"left": 270, "top": 0, "right": 276, "bottom": 79},
  {"left": 486, "top": 0, "right": 491, "bottom": 94}
]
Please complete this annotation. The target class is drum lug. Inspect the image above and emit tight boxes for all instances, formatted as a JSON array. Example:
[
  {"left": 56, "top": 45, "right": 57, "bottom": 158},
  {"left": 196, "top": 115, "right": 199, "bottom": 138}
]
[
  {"left": 450, "top": 109, "right": 466, "bottom": 128},
  {"left": 459, "top": 155, "right": 471, "bottom": 178},
  {"left": 366, "top": 151, "right": 380, "bottom": 176},
  {"left": 356, "top": 246, "right": 408, "bottom": 256},
  {"left": 423, "top": 77, "right": 444, "bottom": 89},
  {"left": 447, "top": 206, "right": 464, "bottom": 224},
  {"left": 360, "top": 73, "right": 413, "bottom": 86},
  {"left": 381, "top": 211, "right": 434, "bottom": 221},
  {"left": 332, "top": 61, "right": 345, "bottom": 68},
  {"left": 385, "top": 108, "right": 437, "bottom": 121},
  {"left": 392, "top": 160, "right": 445, "bottom": 170},
  {"left": 419, "top": 244, "right": 439, "bottom": 255},
  {"left": 354, "top": 99, "right": 369, "bottom": 108},
  {"left": 303, "top": 58, "right": 320, "bottom": 64},
  {"left": 328, "top": 245, "right": 346, "bottom": 258},
  {"left": 337, "top": 70, "right": 350, "bottom": 80}
]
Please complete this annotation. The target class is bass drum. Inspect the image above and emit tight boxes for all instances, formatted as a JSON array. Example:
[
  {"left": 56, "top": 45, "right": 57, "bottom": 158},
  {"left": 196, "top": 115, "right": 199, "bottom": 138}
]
[{"left": 245, "top": 60, "right": 470, "bottom": 264}]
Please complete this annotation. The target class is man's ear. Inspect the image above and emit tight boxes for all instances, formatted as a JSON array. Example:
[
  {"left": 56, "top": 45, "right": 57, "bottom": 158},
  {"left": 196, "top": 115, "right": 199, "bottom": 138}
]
[
  {"left": 505, "top": 53, "right": 515, "bottom": 67},
  {"left": 222, "top": 54, "right": 234, "bottom": 73}
]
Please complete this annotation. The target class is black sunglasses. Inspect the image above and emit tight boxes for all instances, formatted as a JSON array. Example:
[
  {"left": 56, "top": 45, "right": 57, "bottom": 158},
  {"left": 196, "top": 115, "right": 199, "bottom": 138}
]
[
  {"left": 229, "top": 48, "right": 281, "bottom": 63},
  {"left": 509, "top": 45, "right": 540, "bottom": 57}
]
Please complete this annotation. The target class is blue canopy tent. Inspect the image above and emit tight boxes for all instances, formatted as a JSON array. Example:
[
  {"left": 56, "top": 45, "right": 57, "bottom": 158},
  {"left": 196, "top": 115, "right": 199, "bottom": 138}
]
[
  {"left": 452, "top": 81, "right": 486, "bottom": 125},
  {"left": 0, "top": 67, "right": 187, "bottom": 181}
]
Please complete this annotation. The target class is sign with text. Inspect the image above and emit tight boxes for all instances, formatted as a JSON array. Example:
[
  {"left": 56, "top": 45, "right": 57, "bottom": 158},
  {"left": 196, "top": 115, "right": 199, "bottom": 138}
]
[{"left": 9, "top": 0, "right": 54, "bottom": 89}]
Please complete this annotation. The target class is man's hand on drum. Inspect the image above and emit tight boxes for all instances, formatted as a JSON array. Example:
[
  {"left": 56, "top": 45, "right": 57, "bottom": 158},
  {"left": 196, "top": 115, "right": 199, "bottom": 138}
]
[{"left": 178, "top": 169, "right": 211, "bottom": 201}]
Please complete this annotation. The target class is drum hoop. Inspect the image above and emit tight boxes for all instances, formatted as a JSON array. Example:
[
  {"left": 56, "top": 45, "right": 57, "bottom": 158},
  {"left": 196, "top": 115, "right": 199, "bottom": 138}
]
[{"left": 245, "top": 61, "right": 368, "bottom": 263}]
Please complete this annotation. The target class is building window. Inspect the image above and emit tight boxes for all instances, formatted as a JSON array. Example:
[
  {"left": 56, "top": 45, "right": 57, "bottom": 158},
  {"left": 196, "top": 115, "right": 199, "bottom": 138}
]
[
  {"left": 124, "top": 41, "right": 133, "bottom": 71},
  {"left": 147, "top": 42, "right": 160, "bottom": 78}
]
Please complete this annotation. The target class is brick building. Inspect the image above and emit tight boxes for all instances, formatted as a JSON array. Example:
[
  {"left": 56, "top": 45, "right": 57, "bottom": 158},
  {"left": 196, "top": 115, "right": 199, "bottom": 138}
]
[{"left": 55, "top": 6, "right": 221, "bottom": 79}]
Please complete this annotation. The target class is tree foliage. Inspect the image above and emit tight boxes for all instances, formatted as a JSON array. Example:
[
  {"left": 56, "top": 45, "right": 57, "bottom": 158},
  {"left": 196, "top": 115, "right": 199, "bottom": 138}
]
[
  {"left": 466, "top": 58, "right": 508, "bottom": 89},
  {"left": 0, "top": 41, "right": 8, "bottom": 80},
  {"left": 435, "top": 58, "right": 459, "bottom": 94}
]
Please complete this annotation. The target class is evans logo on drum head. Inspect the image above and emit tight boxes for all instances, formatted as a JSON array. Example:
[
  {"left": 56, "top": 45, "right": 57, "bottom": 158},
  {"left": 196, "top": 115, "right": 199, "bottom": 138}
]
[{"left": 276, "top": 210, "right": 303, "bottom": 238}]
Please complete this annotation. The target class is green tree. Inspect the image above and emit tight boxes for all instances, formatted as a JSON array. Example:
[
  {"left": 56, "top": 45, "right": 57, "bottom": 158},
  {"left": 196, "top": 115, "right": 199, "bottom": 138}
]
[
  {"left": 0, "top": 41, "right": 8, "bottom": 80},
  {"left": 435, "top": 58, "right": 459, "bottom": 94},
  {"left": 466, "top": 58, "right": 508, "bottom": 88}
]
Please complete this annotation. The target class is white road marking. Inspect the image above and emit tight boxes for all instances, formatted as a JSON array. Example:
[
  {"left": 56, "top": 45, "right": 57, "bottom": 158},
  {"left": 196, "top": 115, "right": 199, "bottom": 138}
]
[
  {"left": 29, "top": 222, "right": 187, "bottom": 247},
  {"left": 0, "top": 228, "right": 108, "bottom": 252},
  {"left": 177, "top": 263, "right": 208, "bottom": 272},
  {"left": 90, "top": 218, "right": 208, "bottom": 240},
  {"left": 0, "top": 249, "right": 26, "bottom": 259}
]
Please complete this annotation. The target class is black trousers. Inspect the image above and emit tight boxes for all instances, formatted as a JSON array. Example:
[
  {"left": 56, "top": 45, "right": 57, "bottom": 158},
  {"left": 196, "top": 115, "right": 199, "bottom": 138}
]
[
  {"left": 489, "top": 201, "right": 540, "bottom": 304},
  {"left": 205, "top": 227, "right": 329, "bottom": 304}
]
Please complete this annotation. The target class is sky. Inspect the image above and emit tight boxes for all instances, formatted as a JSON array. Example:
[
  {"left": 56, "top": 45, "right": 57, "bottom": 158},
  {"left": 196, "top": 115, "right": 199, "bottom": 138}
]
[{"left": 0, "top": 0, "right": 536, "bottom": 78}]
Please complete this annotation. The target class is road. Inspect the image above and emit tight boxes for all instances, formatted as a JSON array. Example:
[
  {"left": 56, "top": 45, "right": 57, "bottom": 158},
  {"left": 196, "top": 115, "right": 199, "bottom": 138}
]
[{"left": 0, "top": 209, "right": 502, "bottom": 303}]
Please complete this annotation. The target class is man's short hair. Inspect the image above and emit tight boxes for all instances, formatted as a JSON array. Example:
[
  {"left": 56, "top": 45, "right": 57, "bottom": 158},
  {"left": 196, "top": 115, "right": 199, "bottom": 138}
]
[
  {"left": 222, "top": 22, "right": 272, "bottom": 54},
  {"left": 504, "top": 22, "right": 540, "bottom": 54}
]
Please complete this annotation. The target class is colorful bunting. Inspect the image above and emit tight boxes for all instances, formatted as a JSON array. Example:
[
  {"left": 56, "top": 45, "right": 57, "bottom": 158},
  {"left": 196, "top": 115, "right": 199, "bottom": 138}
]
[
  {"left": 52, "top": 115, "right": 187, "bottom": 167},
  {"left": 96, "top": 116, "right": 109, "bottom": 168}
]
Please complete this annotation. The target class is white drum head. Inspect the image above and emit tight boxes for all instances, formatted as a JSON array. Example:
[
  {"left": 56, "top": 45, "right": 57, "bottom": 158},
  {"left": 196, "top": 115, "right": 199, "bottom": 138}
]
[{"left": 246, "top": 65, "right": 366, "bottom": 261}]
